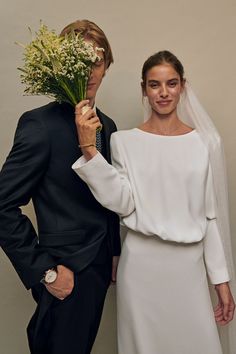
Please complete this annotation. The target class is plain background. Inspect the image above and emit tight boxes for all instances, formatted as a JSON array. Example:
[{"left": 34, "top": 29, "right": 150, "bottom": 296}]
[{"left": 0, "top": 0, "right": 235, "bottom": 353}]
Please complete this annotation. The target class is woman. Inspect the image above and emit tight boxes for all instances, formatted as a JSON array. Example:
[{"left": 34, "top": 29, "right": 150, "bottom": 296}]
[{"left": 72, "top": 51, "right": 235, "bottom": 354}]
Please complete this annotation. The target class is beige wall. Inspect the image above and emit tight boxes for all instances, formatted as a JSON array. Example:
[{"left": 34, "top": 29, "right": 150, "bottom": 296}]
[{"left": 0, "top": 0, "right": 235, "bottom": 353}]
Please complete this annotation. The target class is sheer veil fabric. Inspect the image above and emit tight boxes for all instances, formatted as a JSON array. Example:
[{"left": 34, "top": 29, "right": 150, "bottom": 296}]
[{"left": 143, "top": 82, "right": 236, "bottom": 353}]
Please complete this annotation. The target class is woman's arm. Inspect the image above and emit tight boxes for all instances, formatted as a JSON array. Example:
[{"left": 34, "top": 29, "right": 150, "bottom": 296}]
[
  {"left": 204, "top": 163, "right": 235, "bottom": 325},
  {"left": 72, "top": 101, "right": 135, "bottom": 217}
]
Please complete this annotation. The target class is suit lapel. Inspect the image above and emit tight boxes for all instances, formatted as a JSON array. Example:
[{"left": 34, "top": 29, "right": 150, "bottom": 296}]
[
  {"left": 96, "top": 108, "right": 111, "bottom": 163},
  {"left": 60, "top": 103, "right": 79, "bottom": 143},
  {"left": 59, "top": 104, "right": 111, "bottom": 161}
]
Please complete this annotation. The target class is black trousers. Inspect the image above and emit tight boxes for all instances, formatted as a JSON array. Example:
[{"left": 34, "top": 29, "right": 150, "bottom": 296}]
[{"left": 27, "top": 261, "right": 111, "bottom": 354}]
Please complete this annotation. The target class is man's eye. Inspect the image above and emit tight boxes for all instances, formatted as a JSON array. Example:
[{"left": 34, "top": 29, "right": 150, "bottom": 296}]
[
  {"left": 94, "top": 60, "right": 103, "bottom": 67},
  {"left": 169, "top": 82, "right": 177, "bottom": 87}
]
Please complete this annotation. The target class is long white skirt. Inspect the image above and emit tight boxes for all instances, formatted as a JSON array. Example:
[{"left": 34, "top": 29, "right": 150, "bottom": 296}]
[{"left": 117, "top": 230, "right": 223, "bottom": 354}]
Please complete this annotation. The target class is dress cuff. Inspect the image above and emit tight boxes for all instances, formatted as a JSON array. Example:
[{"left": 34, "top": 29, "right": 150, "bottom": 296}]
[
  {"left": 204, "top": 218, "right": 230, "bottom": 285},
  {"left": 72, "top": 152, "right": 108, "bottom": 179},
  {"left": 72, "top": 151, "right": 102, "bottom": 170},
  {"left": 208, "top": 268, "right": 230, "bottom": 285}
]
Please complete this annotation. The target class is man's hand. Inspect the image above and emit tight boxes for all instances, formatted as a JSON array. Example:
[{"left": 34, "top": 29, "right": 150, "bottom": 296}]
[
  {"left": 214, "top": 282, "right": 235, "bottom": 325},
  {"left": 111, "top": 256, "right": 119, "bottom": 284},
  {"left": 45, "top": 265, "right": 74, "bottom": 300}
]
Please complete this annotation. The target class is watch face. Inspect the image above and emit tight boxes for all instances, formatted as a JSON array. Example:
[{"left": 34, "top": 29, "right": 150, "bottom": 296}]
[{"left": 45, "top": 270, "right": 57, "bottom": 284}]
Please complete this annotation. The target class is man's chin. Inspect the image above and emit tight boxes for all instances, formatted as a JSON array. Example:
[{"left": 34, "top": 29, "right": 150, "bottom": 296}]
[
  {"left": 85, "top": 94, "right": 96, "bottom": 107},
  {"left": 86, "top": 91, "right": 96, "bottom": 102}
]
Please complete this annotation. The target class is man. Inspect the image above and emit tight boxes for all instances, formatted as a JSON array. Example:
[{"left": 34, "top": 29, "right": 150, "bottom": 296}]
[{"left": 0, "top": 20, "right": 120, "bottom": 354}]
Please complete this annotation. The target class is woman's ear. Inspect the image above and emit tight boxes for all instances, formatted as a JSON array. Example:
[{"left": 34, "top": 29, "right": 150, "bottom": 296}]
[
  {"left": 181, "top": 78, "right": 186, "bottom": 93},
  {"left": 141, "top": 81, "right": 146, "bottom": 97}
]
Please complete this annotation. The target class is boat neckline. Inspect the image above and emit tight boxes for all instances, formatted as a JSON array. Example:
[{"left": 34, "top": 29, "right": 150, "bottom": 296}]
[{"left": 133, "top": 128, "right": 196, "bottom": 138}]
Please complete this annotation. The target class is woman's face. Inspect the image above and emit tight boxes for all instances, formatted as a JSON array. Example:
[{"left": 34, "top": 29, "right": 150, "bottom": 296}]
[{"left": 143, "top": 63, "right": 184, "bottom": 116}]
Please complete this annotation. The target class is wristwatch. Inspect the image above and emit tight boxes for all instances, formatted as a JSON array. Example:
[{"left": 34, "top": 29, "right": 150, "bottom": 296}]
[{"left": 41, "top": 268, "right": 58, "bottom": 284}]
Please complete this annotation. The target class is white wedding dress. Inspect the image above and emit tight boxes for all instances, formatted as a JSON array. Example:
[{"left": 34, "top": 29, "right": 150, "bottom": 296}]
[{"left": 73, "top": 128, "right": 230, "bottom": 354}]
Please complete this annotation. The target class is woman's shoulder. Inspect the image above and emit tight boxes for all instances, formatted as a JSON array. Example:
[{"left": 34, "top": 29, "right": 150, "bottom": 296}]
[
  {"left": 111, "top": 128, "right": 138, "bottom": 141},
  {"left": 110, "top": 129, "right": 139, "bottom": 155}
]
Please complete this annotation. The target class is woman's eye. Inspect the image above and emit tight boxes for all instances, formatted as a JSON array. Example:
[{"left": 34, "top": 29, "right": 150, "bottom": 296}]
[{"left": 150, "top": 83, "right": 158, "bottom": 88}]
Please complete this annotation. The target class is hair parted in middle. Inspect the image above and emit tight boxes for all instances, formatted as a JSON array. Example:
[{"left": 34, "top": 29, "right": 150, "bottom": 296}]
[{"left": 142, "top": 50, "right": 185, "bottom": 86}]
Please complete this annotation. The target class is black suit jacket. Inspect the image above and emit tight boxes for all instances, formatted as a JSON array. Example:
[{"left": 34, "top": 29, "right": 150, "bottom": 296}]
[{"left": 0, "top": 102, "right": 120, "bottom": 289}]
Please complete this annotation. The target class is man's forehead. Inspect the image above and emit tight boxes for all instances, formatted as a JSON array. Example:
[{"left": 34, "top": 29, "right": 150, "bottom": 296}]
[{"left": 96, "top": 50, "right": 104, "bottom": 60}]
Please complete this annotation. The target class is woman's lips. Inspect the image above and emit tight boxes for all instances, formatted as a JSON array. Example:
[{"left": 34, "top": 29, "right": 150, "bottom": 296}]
[{"left": 157, "top": 100, "right": 172, "bottom": 106}]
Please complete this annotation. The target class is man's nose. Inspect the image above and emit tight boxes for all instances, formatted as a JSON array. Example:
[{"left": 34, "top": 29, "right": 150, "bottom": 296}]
[{"left": 89, "top": 68, "right": 94, "bottom": 80}]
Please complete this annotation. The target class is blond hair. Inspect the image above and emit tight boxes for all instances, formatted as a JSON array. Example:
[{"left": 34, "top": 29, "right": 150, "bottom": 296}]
[{"left": 60, "top": 19, "right": 114, "bottom": 69}]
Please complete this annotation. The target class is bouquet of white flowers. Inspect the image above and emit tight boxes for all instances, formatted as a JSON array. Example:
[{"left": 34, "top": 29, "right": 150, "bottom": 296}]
[{"left": 17, "top": 23, "right": 103, "bottom": 106}]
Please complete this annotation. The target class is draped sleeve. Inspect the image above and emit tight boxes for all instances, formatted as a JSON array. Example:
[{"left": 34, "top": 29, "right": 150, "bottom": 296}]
[
  {"left": 72, "top": 133, "right": 135, "bottom": 217},
  {"left": 203, "top": 163, "right": 230, "bottom": 284}
]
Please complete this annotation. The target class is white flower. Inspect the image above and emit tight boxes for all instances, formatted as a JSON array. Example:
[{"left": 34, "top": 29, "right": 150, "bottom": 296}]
[{"left": 17, "top": 23, "right": 104, "bottom": 105}]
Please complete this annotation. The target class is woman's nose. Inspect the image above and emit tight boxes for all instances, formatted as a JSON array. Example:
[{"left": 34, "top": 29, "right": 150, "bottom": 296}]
[{"left": 160, "top": 85, "right": 168, "bottom": 97}]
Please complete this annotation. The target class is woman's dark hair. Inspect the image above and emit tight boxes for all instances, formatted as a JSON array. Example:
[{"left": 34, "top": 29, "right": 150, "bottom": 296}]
[{"left": 142, "top": 50, "right": 184, "bottom": 86}]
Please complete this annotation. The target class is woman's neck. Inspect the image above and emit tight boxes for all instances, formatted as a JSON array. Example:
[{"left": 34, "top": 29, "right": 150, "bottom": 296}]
[
  {"left": 138, "top": 108, "right": 193, "bottom": 136},
  {"left": 144, "top": 111, "right": 181, "bottom": 135}
]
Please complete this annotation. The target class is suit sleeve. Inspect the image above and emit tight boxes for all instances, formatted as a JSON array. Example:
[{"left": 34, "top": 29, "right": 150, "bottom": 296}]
[
  {"left": 96, "top": 115, "right": 121, "bottom": 256},
  {"left": 0, "top": 113, "right": 56, "bottom": 289},
  {"left": 109, "top": 209, "right": 121, "bottom": 256},
  {"left": 106, "top": 122, "right": 121, "bottom": 256},
  {"left": 72, "top": 133, "right": 135, "bottom": 217},
  {"left": 203, "top": 163, "right": 230, "bottom": 284}
]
